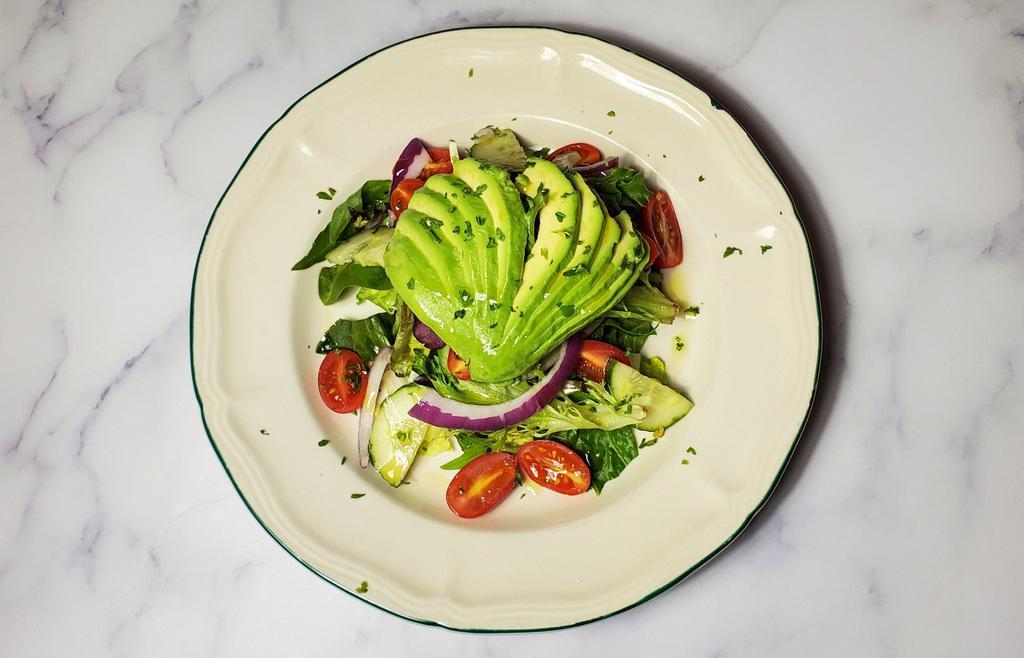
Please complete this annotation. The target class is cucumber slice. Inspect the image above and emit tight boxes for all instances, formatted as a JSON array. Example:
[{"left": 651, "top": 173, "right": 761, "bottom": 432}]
[
  {"left": 367, "top": 384, "right": 431, "bottom": 486},
  {"left": 606, "top": 361, "right": 693, "bottom": 431}
]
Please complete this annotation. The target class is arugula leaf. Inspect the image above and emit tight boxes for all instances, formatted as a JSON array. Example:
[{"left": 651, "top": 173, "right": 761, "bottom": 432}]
[
  {"left": 293, "top": 179, "right": 390, "bottom": 270},
  {"left": 587, "top": 168, "right": 653, "bottom": 216},
  {"left": 589, "top": 316, "right": 656, "bottom": 354},
  {"left": 440, "top": 434, "right": 491, "bottom": 470},
  {"left": 318, "top": 263, "right": 391, "bottom": 305},
  {"left": 555, "top": 426, "right": 639, "bottom": 493},
  {"left": 316, "top": 314, "right": 394, "bottom": 360}
]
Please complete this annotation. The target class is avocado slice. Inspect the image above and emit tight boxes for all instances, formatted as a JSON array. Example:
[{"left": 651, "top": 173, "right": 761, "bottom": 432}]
[
  {"left": 452, "top": 158, "right": 527, "bottom": 308},
  {"left": 524, "top": 211, "right": 647, "bottom": 349},
  {"left": 409, "top": 182, "right": 493, "bottom": 335},
  {"left": 385, "top": 158, "right": 527, "bottom": 379},
  {"left": 504, "top": 167, "right": 606, "bottom": 339},
  {"left": 512, "top": 158, "right": 580, "bottom": 317}
]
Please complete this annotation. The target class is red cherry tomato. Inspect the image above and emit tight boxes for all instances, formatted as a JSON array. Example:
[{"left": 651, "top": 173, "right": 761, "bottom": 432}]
[
  {"left": 317, "top": 349, "right": 367, "bottom": 413},
  {"left": 420, "top": 146, "right": 453, "bottom": 179},
  {"left": 575, "top": 339, "right": 630, "bottom": 382},
  {"left": 517, "top": 440, "right": 591, "bottom": 495},
  {"left": 639, "top": 232, "right": 661, "bottom": 268},
  {"left": 446, "top": 452, "right": 517, "bottom": 518},
  {"left": 641, "top": 190, "right": 683, "bottom": 268},
  {"left": 447, "top": 349, "right": 471, "bottom": 381},
  {"left": 548, "top": 142, "right": 602, "bottom": 165},
  {"left": 390, "top": 178, "right": 424, "bottom": 217}
]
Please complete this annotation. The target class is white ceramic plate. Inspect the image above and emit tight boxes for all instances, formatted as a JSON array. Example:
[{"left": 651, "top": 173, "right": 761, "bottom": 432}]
[{"left": 191, "top": 27, "right": 820, "bottom": 631}]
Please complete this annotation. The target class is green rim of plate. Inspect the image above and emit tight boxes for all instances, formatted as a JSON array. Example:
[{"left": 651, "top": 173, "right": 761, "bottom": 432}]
[{"left": 190, "top": 25, "right": 823, "bottom": 633}]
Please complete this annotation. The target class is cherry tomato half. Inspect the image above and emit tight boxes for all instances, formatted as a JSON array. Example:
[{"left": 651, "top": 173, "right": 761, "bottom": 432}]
[
  {"left": 390, "top": 178, "right": 424, "bottom": 218},
  {"left": 640, "top": 232, "right": 661, "bottom": 268},
  {"left": 548, "top": 142, "right": 602, "bottom": 166},
  {"left": 446, "top": 452, "right": 517, "bottom": 518},
  {"left": 317, "top": 349, "right": 367, "bottom": 413},
  {"left": 575, "top": 339, "right": 630, "bottom": 382},
  {"left": 517, "top": 440, "right": 591, "bottom": 495},
  {"left": 420, "top": 146, "right": 453, "bottom": 179},
  {"left": 641, "top": 190, "right": 683, "bottom": 268},
  {"left": 447, "top": 348, "right": 471, "bottom": 381}
]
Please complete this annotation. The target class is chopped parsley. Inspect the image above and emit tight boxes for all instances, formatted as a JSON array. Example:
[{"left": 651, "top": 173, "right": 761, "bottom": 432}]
[
  {"left": 686, "top": 446, "right": 697, "bottom": 455},
  {"left": 453, "top": 309, "right": 466, "bottom": 320},
  {"left": 473, "top": 184, "right": 488, "bottom": 195},
  {"left": 475, "top": 215, "right": 486, "bottom": 225},
  {"left": 607, "top": 110, "right": 616, "bottom": 117},
  {"left": 486, "top": 236, "right": 497, "bottom": 248},
  {"left": 259, "top": 429, "right": 269, "bottom": 436},
  {"left": 683, "top": 306, "right": 700, "bottom": 318},
  {"left": 356, "top": 581, "right": 369, "bottom": 593},
  {"left": 341, "top": 456, "right": 347, "bottom": 465},
  {"left": 761, "top": 244, "right": 773, "bottom": 254},
  {"left": 723, "top": 246, "right": 743, "bottom": 258},
  {"left": 495, "top": 227, "right": 505, "bottom": 241},
  {"left": 555, "top": 211, "right": 566, "bottom": 222},
  {"left": 317, "top": 439, "right": 330, "bottom": 447},
  {"left": 420, "top": 216, "right": 444, "bottom": 244},
  {"left": 406, "top": 277, "right": 415, "bottom": 290},
  {"left": 639, "top": 437, "right": 658, "bottom": 449},
  {"left": 673, "top": 336, "right": 685, "bottom": 351},
  {"left": 458, "top": 289, "right": 472, "bottom": 306},
  {"left": 468, "top": 68, "right": 474, "bottom": 78},
  {"left": 681, "top": 459, "right": 690, "bottom": 465},
  {"left": 316, "top": 187, "right": 336, "bottom": 200},
  {"left": 562, "top": 263, "right": 589, "bottom": 277},
  {"left": 558, "top": 304, "right": 575, "bottom": 317},
  {"left": 698, "top": 175, "right": 705, "bottom": 182},
  {"left": 350, "top": 493, "right": 365, "bottom": 499}
]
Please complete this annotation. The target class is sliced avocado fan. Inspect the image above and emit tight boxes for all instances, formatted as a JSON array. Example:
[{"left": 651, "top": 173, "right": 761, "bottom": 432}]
[{"left": 384, "top": 156, "right": 647, "bottom": 382}]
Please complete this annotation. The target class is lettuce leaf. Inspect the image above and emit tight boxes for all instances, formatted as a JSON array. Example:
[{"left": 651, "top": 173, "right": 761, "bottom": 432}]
[
  {"left": 588, "top": 316, "right": 656, "bottom": 354},
  {"left": 555, "top": 426, "right": 639, "bottom": 493},
  {"left": 293, "top": 179, "right": 390, "bottom": 270},
  {"left": 356, "top": 287, "right": 399, "bottom": 313},
  {"left": 587, "top": 168, "right": 653, "bottom": 216},
  {"left": 318, "top": 263, "right": 391, "bottom": 305},
  {"left": 316, "top": 314, "right": 394, "bottom": 360}
]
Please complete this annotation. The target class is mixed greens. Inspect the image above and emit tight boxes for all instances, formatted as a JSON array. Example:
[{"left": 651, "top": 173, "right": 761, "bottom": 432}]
[{"left": 298, "top": 127, "right": 693, "bottom": 517}]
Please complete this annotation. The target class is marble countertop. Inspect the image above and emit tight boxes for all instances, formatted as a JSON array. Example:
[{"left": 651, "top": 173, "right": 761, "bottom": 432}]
[{"left": 3, "top": 1, "right": 1022, "bottom": 655}]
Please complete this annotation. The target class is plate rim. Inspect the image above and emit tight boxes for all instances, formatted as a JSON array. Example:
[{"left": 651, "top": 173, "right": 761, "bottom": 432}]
[{"left": 189, "top": 24, "right": 823, "bottom": 633}]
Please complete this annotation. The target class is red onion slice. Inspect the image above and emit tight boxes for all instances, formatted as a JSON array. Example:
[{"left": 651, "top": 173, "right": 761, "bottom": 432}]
[
  {"left": 408, "top": 334, "right": 583, "bottom": 431},
  {"left": 575, "top": 156, "right": 619, "bottom": 177},
  {"left": 357, "top": 346, "right": 392, "bottom": 468},
  {"left": 390, "top": 138, "right": 431, "bottom": 191},
  {"left": 413, "top": 318, "right": 445, "bottom": 350}
]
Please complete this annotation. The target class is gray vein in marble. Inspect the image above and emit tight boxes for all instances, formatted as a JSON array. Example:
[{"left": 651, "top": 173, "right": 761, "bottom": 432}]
[
  {"left": 713, "top": 0, "right": 788, "bottom": 72},
  {"left": 6, "top": 320, "right": 67, "bottom": 456}
]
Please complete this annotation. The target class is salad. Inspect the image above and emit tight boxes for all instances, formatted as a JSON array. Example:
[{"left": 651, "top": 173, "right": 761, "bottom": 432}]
[{"left": 294, "top": 126, "right": 693, "bottom": 519}]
